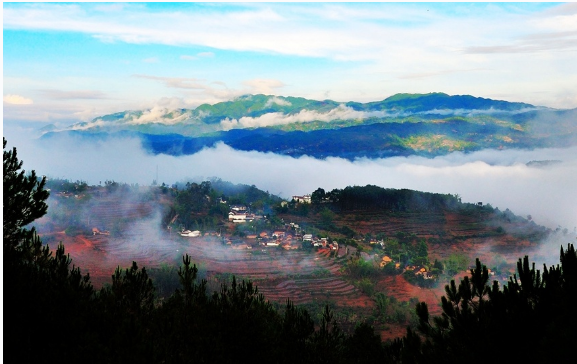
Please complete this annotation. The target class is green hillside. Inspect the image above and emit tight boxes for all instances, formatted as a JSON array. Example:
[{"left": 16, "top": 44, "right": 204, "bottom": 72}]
[{"left": 43, "top": 93, "right": 577, "bottom": 159}]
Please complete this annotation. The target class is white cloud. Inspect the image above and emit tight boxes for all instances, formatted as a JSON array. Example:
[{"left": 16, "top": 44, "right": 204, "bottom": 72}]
[
  {"left": 264, "top": 96, "right": 291, "bottom": 108},
  {"left": 220, "top": 105, "right": 387, "bottom": 130},
  {"left": 3, "top": 94, "right": 33, "bottom": 105},
  {"left": 69, "top": 119, "right": 111, "bottom": 131},
  {"left": 4, "top": 3, "right": 575, "bottom": 62},
  {"left": 127, "top": 106, "right": 189, "bottom": 125},
  {"left": 67, "top": 106, "right": 191, "bottom": 129},
  {"left": 242, "top": 79, "right": 286, "bottom": 94},
  {"left": 154, "top": 96, "right": 191, "bottom": 109},
  {"left": 73, "top": 108, "right": 100, "bottom": 122}
]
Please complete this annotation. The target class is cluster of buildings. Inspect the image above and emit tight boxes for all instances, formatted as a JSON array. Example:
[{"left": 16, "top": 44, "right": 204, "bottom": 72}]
[
  {"left": 227, "top": 204, "right": 259, "bottom": 223},
  {"left": 56, "top": 191, "right": 86, "bottom": 199},
  {"left": 221, "top": 222, "right": 342, "bottom": 252},
  {"left": 229, "top": 228, "right": 300, "bottom": 250}
]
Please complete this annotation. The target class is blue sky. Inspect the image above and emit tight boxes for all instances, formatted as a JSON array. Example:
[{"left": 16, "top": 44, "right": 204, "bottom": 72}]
[{"left": 3, "top": 2, "right": 577, "bottom": 126}]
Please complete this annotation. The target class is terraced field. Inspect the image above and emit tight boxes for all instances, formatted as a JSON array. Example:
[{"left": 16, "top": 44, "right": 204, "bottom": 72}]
[
  {"left": 87, "top": 196, "right": 155, "bottom": 231},
  {"left": 335, "top": 210, "right": 448, "bottom": 237},
  {"left": 36, "top": 190, "right": 555, "bottom": 342},
  {"left": 46, "top": 228, "right": 372, "bottom": 305},
  {"left": 281, "top": 207, "right": 547, "bottom": 265}
]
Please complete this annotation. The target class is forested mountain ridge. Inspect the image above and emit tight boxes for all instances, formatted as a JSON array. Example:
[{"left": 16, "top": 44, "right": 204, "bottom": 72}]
[{"left": 39, "top": 93, "right": 577, "bottom": 160}]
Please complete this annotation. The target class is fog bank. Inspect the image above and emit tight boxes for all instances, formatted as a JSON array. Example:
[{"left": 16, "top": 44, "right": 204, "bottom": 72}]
[{"left": 5, "top": 123, "right": 576, "bottom": 231}]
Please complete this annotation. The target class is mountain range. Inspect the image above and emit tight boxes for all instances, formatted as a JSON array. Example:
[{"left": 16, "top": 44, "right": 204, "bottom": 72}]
[{"left": 40, "top": 92, "right": 577, "bottom": 160}]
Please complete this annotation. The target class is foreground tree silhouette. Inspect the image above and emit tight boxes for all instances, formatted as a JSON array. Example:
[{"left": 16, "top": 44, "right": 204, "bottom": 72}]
[
  {"left": 390, "top": 244, "right": 577, "bottom": 363},
  {"left": 4, "top": 138, "right": 96, "bottom": 362},
  {"left": 3, "top": 137, "right": 49, "bottom": 252},
  {"left": 2, "top": 138, "right": 356, "bottom": 363}
]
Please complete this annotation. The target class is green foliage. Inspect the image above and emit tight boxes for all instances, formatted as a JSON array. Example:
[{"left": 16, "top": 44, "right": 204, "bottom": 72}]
[
  {"left": 382, "top": 261, "right": 401, "bottom": 275},
  {"left": 487, "top": 253, "right": 508, "bottom": 275},
  {"left": 311, "top": 187, "right": 326, "bottom": 204},
  {"left": 346, "top": 253, "right": 380, "bottom": 278},
  {"left": 357, "top": 277, "right": 375, "bottom": 296},
  {"left": 210, "top": 177, "right": 282, "bottom": 207},
  {"left": 374, "top": 292, "right": 419, "bottom": 326},
  {"left": 104, "top": 179, "right": 120, "bottom": 193},
  {"left": 45, "top": 178, "right": 88, "bottom": 193},
  {"left": 403, "top": 269, "right": 437, "bottom": 289},
  {"left": 320, "top": 206, "right": 336, "bottom": 225},
  {"left": 443, "top": 252, "right": 470, "bottom": 276},
  {"left": 100, "top": 262, "right": 155, "bottom": 317},
  {"left": 148, "top": 263, "right": 180, "bottom": 299},
  {"left": 208, "top": 201, "right": 229, "bottom": 218},
  {"left": 309, "top": 304, "right": 346, "bottom": 363},
  {"left": 295, "top": 202, "right": 310, "bottom": 216},
  {"left": 3, "top": 137, "right": 49, "bottom": 250},
  {"left": 394, "top": 245, "right": 577, "bottom": 363},
  {"left": 173, "top": 181, "right": 212, "bottom": 227},
  {"left": 343, "top": 322, "right": 386, "bottom": 363},
  {"left": 432, "top": 259, "right": 444, "bottom": 272},
  {"left": 331, "top": 185, "right": 462, "bottom": 212}
]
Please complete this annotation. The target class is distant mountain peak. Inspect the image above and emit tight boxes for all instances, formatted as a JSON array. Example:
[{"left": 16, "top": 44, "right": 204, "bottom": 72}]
[
  {"left": 39, "top": 90, "right": 576, "bottom": 160},
  {"left": 48, "top": 92, "right": 571, "bottom": 153}
]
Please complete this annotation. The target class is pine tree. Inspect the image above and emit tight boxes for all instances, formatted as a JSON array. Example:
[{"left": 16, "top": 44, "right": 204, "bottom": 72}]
[
  {"left": 406, "top": 244, "right": 577, "bottom": 364},
  {"left": 4, "top": 137, "right": 97, "bottom": 362},
  {"left": 3, "top": 137, "right": 49, "bottom": 244}
]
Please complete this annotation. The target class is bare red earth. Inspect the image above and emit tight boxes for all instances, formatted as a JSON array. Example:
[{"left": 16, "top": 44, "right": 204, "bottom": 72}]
[{"left": 37, "top": 196, "right": 547, "bottom": 342}]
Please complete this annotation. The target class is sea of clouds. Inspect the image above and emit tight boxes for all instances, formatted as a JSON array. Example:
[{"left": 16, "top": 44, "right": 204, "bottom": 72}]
[{"left": 5, "top": 122, "right": 576, "bottom": 232}]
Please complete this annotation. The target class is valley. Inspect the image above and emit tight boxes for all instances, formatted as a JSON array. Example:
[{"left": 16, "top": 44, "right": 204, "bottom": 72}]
[{"left": 33, "top": 181, "right": 564, "bottom": 342}]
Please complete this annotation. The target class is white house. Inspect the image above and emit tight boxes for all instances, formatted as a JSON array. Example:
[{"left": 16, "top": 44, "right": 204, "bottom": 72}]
[
  {"left": 292, "top": 194, "right": 311, "bottom": 204},
  {"left": 180, "top": 229, "right": 201, "bottom": 237},
  {"left": 228, "top": 211, "right": 255, "bottom": 223},
  {"left": 272, "top": 231, "right": 285, "bottom": 238}
]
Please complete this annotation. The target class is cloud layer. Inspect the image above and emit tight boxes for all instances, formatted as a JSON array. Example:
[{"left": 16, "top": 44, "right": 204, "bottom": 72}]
[
  {"left": 4, "top": 94, "right": 34, "bottom": 105},
  {"left": 5, "top": 123, "right": 576, "bottom": 232},
  {"left": 220, "top": 105, "right": 388, "bottom": 130}
]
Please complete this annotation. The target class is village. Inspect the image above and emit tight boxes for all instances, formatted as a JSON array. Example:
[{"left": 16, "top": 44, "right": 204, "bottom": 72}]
[
  {"left": 179, "top": 201, "right": 337, "bottom": 252},
  {"left": 39, "top": 178, "right": 530, "bottom": 346},
  {"left": 175, "top": 196, "right": 464, "bottom": 284},
  {"left": 48, "top": 182, "right": 509, "bottom": 291}
]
